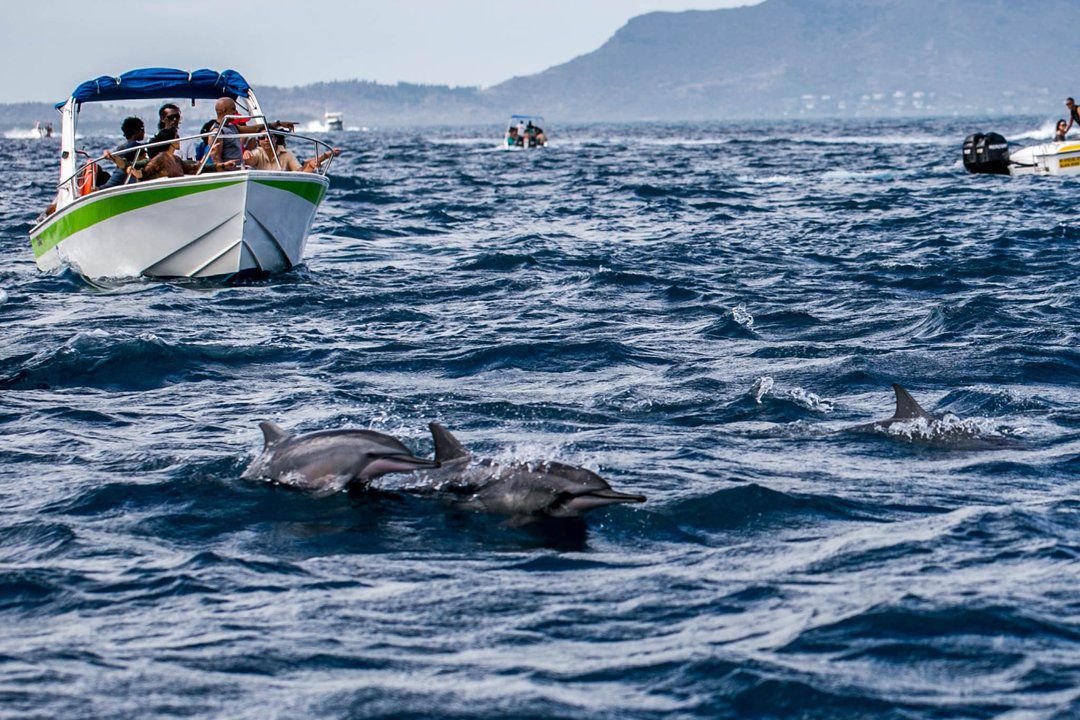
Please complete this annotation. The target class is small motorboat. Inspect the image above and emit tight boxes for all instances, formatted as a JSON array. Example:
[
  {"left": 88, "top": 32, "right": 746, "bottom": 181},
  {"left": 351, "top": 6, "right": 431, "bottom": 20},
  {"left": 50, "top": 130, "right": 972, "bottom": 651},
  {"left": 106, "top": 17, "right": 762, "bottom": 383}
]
[
  {"left": 324, "top": 112, "right": 344, "bottom": 132},
  {"left": 30, "top": 67, "right": 338, "bottom": 280},
  {"left": 504, "top": 114, "right": 548, "bottom": 149},
  {"left": 963, "top": 131, "right": 1080, "bottom": 176}
]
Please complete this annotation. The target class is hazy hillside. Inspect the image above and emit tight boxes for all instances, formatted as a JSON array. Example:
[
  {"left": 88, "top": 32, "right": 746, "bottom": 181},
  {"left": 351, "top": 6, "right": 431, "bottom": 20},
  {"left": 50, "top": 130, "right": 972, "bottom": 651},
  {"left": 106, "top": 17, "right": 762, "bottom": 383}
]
[
  {"left": 3, "top": 0, "right": 1074, "bottom": 129},
  {"left": 487, "top": 0, "right": 1075, "bottom": 120}
]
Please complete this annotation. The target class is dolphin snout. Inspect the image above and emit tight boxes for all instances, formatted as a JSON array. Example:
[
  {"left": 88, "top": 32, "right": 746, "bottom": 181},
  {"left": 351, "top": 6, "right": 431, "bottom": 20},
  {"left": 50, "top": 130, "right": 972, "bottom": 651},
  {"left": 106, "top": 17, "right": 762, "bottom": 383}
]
[
  {"left": 551, "top": 489, "right": 647, "bottom": 517},
  {"left": 589, "top": 489, "right": 647, "bottom": 503},
  {"left": 361, "top": 453, "right": 440, "bottom": 479}
]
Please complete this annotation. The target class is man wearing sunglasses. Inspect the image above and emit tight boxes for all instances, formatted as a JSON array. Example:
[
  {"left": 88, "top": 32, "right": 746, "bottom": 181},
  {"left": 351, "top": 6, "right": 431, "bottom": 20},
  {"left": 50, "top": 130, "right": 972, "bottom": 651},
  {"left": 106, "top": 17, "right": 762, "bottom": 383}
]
[{"left": 158, "top": 103, "right": 198, "bottom": 161}]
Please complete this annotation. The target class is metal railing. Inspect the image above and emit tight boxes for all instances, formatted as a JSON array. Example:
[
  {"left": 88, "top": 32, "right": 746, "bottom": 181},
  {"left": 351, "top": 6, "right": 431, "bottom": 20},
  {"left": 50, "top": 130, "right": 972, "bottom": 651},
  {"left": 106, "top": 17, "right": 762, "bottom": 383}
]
[{"left": 59, "top": 114, "right": 337, "bottom": 198}]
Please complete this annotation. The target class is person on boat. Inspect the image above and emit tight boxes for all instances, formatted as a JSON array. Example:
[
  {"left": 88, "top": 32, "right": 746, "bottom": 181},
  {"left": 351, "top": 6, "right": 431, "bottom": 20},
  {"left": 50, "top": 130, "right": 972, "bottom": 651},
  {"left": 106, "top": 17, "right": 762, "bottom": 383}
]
[
  {"left": 1062, "top": 98, "right": 1080, "bottom": 136},
  {"left": 211, "top": 97, "right": 296, "bottom": 164},
  {"left": 194, "top": 120, "right": 217, "bottom": 162},
  {"left": 506, "top": 126, "right": 522, "bottom": 147},
  {"left": 239, "top": 130, "right": 339, "bottom": 172},
  {"left": 101, "top": 116, "right": 147, "bottom": 189},
  {"left": 1055, "top": 119, "right": 1068, "bottom": 142},
  {"left": 107, "top": 128, "right": 235, "bottom": 181},
  {"left": 270, "top": 133, "right": 304, "bottom": 170},
  {"left": 105, "top": 128, "right": 184, "bottom": 181},
  {"left": 157, "top": 103, "right": 199, "bottom": 161},
  {"left": 243, "top": 133, "right": 296, "bottom": 171},
  {"left": 524, "top": 121, "right": 546, "bottom": 147},
  {"left": 301, "top": 145, "right": 342, "bottom": 173}
]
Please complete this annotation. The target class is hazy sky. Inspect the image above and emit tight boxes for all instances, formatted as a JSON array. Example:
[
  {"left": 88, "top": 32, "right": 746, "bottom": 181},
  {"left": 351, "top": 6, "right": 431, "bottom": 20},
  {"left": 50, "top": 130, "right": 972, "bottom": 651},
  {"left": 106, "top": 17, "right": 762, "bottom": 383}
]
[{"left": 1, "top": 0, "right": 758, "bottom": 103}]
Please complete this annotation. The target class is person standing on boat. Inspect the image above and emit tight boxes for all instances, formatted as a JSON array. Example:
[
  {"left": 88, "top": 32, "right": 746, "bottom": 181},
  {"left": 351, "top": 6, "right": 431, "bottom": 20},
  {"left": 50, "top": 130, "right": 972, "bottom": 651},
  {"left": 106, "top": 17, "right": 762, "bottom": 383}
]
[
  {"left": 101, "top": 116, "right": 146, "bottom": 189},
  {"left": 1062, "top": 98, "right": 1080, "bottom": 137},
  {"left": 211, "top": 97, "right": 295, "bottom": 165}
]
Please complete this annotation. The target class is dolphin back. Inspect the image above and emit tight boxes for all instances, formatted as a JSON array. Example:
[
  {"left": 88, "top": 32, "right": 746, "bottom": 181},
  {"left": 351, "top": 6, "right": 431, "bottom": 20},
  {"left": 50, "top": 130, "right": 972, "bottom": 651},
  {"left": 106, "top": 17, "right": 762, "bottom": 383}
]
[
  {"left": 892, "top": 384, "right": 937, "bottom": 421},
  {"left": 259, "top": 421, "right": 291, "bottom": 449},
  {"left": 429, "top": 423, "right": 470, "bottom": 462}
]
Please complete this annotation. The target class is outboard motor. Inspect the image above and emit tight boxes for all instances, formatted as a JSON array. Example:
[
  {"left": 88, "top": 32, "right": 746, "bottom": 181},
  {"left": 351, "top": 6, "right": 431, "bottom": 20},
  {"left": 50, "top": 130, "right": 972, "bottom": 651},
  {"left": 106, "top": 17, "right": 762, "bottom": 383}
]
[{"left": 963, "top": 132, "right": 1011, "bottom": 175}]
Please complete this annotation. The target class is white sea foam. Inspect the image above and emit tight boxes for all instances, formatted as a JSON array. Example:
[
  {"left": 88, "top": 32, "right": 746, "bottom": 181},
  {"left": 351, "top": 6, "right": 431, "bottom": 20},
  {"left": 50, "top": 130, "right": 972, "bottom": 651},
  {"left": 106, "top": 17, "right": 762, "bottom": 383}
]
[
  {"left": 301, "top": 120, "right": 365, "bottom": 134},
  {"left": 751, "top": 376, "right": 775, "bottom": 404},
  {"left": 876, "top": 414, "right": 1015, "bottom": 442},
  {"left": 3, "top": 127, "right": 51, "bottom": 139},
  {"left": 737, "top": 174, "right": 797, "bottom": 185},
  {"left": 805, "top": 134, "right": 950, "bottom": 146},
  {"left": 751, "top": 376, "right": 834, "bottom": 413},
  {"left": 136, "top": 331, "right": 164, "bottom": 345},
  {"left": 728, "top": 134, "right": 951, "bottom": 146},
  {"left": 821, "top": 169, "right": 898, "bottom": 182},
  {"left": 1011, "top": 120, "right": 1059, "bottom": 142},
  {"left": 631, "top": 138, "right": 734, "bottom": 147},
  {"left": 429, "top": 137, "right": 494, "bottom": 146},
  {"left": 0, "top": 288, "right": 7, "bottom": 306},
  {"left": 732, "top": 304, "right": 755, "bottom": 329}
]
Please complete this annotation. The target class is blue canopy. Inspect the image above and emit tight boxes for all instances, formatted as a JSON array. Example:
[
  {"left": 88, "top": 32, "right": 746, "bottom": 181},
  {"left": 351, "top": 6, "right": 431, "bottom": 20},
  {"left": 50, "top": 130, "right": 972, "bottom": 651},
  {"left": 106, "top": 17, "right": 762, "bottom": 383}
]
[{"left": 58, "top": 68, "right": 251, "bottom": 108}]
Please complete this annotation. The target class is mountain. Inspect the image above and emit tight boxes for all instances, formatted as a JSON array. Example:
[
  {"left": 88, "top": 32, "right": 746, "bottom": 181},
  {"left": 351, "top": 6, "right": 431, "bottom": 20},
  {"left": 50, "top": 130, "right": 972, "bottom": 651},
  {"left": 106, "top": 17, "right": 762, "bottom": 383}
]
[
  {"left": 486, "top": 0, "right": 1075, "bottom": 120},
  {"left": 2, "top": 0, "right": 1074, "bottom": 129}
]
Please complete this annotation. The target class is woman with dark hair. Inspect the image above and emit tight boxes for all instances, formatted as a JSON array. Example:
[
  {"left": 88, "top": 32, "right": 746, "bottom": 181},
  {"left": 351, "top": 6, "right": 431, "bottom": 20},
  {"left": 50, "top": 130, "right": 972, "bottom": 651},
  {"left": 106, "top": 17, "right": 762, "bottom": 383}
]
[
  {"left": 1055, "top": 119, "right": 1068, "bottom": 142},
  {"left": 106, "top": 128, "right": 183, "bottom": 181},
  {"left": 101, "top": 116, "right": 146, "bottom": 188}
]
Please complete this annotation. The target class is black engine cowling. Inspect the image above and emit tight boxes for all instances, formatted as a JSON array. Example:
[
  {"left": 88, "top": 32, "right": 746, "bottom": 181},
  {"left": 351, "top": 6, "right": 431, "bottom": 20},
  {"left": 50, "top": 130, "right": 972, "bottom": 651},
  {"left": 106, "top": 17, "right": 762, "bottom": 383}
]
[{"left": 963, "top": 132, "right": 1010, "bottom": 175}]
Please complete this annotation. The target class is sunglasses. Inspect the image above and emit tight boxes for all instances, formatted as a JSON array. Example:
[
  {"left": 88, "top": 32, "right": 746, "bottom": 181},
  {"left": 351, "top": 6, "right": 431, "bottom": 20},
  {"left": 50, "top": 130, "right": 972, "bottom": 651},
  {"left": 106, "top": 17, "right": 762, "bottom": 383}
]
[{"left": 165, "top": 113, "right": 181, "bottom": 121}]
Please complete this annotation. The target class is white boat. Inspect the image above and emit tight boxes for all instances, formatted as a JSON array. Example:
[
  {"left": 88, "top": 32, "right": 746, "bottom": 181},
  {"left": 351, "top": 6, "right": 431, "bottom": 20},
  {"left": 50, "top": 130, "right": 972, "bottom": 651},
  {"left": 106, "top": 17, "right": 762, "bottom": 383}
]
[
  {"left": 963, "top": 131, "right": 1080, "bottom": 176},
  {"left": 325, "top": 112, "right": 344, "bottom": 132},
  {"left": 1006, "top": 140, "right": 1080, "bottom": 176},
  {"left": 504, "top": 114, "right": 548, "bottom": 149},
  {"left": 30, "top": 68, "right": 337, "bottom": 280}
]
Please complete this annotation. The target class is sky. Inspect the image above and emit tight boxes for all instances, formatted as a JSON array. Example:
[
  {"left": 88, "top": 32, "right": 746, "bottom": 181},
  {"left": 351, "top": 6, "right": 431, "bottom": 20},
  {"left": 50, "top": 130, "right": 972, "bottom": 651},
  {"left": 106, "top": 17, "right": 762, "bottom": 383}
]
[{"left": 0, "top": 0, "right": 758, "bottom": 103}]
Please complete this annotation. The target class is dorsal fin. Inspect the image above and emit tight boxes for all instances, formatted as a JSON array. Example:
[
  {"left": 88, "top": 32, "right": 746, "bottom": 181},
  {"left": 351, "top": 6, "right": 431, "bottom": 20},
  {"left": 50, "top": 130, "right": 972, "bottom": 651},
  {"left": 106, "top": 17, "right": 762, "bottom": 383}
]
[
  {"left": 891, "top": 384, "right": 935, "bottom": 421},
  {"left": 429, "top": 422, "right": 469, "bottom": 462},
  {"left": 258, "top": 421, "right": 290, "bottom": 449}
]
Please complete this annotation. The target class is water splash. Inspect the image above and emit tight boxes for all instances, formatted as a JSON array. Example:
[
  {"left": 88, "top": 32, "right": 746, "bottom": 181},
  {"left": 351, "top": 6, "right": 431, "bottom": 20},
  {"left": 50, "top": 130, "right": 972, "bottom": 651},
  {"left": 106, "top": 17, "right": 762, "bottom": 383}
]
[
  {"left": 876, "top": 414, "right": 1021, "bottom": 443},
  {"left": 751, "top": 376, "right": 834, "bottom": 413},
  {"left": 732, "top": 304, "right": 755, "bottom": 329}
]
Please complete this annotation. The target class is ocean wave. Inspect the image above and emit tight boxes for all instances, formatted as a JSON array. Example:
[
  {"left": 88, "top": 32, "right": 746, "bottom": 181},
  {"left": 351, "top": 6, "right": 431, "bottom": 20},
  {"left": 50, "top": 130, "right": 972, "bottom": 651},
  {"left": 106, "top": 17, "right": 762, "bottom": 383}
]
[
  {"left": 665, "top": 483, "right": 883, "bottom": 531},
  {"left": 0, "top": 330, "right": 289, "bottom": 391}
]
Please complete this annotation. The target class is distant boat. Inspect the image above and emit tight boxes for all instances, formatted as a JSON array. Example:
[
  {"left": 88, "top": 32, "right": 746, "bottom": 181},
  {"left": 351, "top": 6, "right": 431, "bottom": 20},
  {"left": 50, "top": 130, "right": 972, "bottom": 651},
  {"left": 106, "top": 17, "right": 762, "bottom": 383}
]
[
  {"left": 325, "top": 112, "right": 344, "bottom": 132},
  {"left": 29, "top": 67, "right": 338, "bottom": 280},
  {"left": 504, "top": 114, "right": 548, "bottom": 149},
  {"left": 963, "top": 131, "right": 1080, "bottom": 176}
]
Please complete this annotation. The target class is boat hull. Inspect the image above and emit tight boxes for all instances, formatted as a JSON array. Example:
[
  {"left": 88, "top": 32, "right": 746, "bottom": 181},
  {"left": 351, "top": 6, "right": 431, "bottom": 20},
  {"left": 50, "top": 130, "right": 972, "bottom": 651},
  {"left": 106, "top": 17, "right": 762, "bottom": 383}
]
[
  {"left": 1009, "top": 141, "right": 1080, "bottom": 176},
  {"left": 29, "top": 171, "right": 328, "bottom": 279}
]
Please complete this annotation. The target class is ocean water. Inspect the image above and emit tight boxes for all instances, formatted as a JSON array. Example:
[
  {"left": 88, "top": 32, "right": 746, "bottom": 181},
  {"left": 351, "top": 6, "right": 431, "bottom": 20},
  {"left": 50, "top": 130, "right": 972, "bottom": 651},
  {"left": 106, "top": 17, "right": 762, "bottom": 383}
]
[{"left": 0, "top": 118, "right": 1077, "bottom": 719}]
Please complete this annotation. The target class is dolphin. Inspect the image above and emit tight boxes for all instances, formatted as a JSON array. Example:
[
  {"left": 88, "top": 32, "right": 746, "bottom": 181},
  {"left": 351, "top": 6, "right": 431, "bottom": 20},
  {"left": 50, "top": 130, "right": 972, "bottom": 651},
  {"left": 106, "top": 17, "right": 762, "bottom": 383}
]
[
  {"left": 406, "top": 423, "right": 646, "bottom": 525},
  {"left": 847, "top": 384, "right": 1016, "bottom": 449},
  {"left": 242, "top": 421, "right": 438, "bottom": 496},
  {"left": 848, "top": 383, "right": 938, "bottom": 433}
]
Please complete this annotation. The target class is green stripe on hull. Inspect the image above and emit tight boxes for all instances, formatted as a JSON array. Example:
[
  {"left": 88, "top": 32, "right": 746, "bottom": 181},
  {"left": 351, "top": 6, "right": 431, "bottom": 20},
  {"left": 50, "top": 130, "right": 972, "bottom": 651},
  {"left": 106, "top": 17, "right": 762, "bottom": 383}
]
[
  {"left": 253, "top": 179, "right": 326, "bottom": 206},
  {"left": 30, "top": 180, "right": 241, "bottom": 258}
]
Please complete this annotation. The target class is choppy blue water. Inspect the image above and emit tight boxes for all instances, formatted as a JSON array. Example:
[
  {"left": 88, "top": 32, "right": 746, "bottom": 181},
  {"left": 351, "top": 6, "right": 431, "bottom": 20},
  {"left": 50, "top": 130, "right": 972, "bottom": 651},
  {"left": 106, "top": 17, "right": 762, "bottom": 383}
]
[{"left": 0, "top": 117, "right": 1078, "bottom": 719}]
